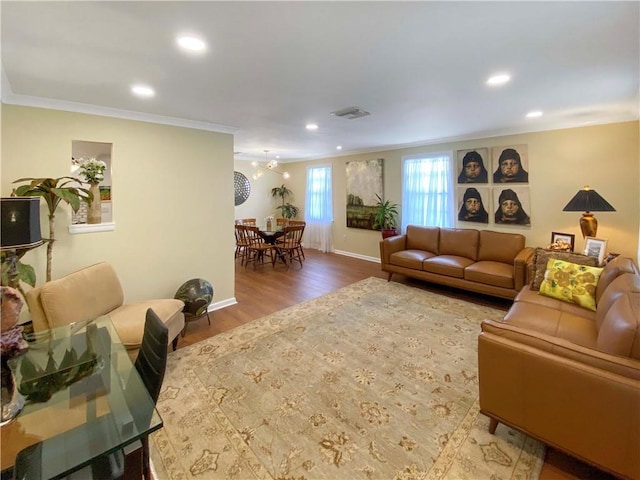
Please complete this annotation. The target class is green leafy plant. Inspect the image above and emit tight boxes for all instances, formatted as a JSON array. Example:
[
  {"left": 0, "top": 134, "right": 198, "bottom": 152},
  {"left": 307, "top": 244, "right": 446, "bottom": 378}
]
[
  {"left": 1, "top": 251, "right": 37, "bottom": 297},
  {"left": 372, "top": 194, "right": 399, "bottom": 230},
  {"left": 12, "top": 177, "right": 92, "bottom": 282},
  {"left": 271, "top": 184, "right": 299, "bottom": 219}
]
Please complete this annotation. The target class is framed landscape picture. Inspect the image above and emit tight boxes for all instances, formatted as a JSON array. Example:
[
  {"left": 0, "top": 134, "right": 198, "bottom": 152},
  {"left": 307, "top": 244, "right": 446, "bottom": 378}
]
[
  {"left": 584, "top": 237, "right": 607, "bottom": 264},
  {"left": 346, "top": 158, "right": 383, "bottom": 230}
]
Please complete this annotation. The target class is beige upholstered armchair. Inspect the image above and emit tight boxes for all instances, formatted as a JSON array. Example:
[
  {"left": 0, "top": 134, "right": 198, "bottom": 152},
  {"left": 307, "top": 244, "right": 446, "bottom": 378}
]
[{"left": 25, "top": 262, "right": 185, "bottom": 358}]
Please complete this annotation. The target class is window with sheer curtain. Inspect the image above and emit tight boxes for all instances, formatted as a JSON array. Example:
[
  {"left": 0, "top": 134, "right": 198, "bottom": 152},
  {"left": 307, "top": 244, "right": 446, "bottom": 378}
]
[
  {"left": 401, "top": 153, "right": 454, "bottom": 233},
  {"left": 304, "top": 165, "right": 333, "bottom": 252}
]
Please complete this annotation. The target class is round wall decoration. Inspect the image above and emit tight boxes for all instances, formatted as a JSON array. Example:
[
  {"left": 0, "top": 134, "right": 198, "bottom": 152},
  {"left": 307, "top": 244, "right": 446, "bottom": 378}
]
[{"left": 234, "top": 171, "right": 251, "bottom": 206}]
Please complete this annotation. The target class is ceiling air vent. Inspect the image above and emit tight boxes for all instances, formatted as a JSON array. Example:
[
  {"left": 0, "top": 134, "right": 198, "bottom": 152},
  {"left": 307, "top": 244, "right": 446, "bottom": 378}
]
[{"left": 330, "top": 106, "right": 370, "bottom": 120}]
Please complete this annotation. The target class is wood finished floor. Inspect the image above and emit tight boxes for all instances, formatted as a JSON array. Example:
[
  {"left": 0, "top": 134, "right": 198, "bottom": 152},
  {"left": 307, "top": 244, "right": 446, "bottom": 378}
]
[{"left": 178, "top": 249, "right": 617, "bottom": 480}]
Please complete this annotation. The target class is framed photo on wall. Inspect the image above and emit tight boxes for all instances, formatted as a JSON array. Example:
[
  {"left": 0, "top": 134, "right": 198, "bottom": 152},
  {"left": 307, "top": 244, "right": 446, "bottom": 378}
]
[
  {"left": 549, "top": 232, "right": 575, "bottom": 252},
  {"left": 584, "top": 237, "right": 608, "bottom": 264}
]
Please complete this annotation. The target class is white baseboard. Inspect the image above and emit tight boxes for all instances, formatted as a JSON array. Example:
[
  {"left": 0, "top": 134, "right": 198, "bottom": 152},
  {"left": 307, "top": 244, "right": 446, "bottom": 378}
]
[{"left": 332, "top": 250, "right": 380, "bottom": 264}]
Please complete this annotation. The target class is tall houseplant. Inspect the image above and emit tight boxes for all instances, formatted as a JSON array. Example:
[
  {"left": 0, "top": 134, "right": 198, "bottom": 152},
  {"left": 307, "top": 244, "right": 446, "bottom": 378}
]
[
  {"left": 372, "top": 194, "right": 399, "bottom": 238},
  {"left": 271, "top": 184, "right": 300, "bottom": 219},
  {"left": 12, "top": 177, "right": 92, "bottom": 282}
]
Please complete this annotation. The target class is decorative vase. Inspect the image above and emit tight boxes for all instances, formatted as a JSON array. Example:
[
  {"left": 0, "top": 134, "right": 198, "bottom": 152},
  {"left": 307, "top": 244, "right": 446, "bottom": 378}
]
[
  {"left": 87, "top": 182, "right": 102, "bottom": 224},
  {"left": 1, "top": 356, "right": 24, "bottom": 426}
]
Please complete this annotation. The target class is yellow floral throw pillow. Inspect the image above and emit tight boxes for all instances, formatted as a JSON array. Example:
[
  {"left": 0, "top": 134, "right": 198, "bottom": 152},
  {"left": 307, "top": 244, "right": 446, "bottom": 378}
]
[{"left": 539, "top": 259, "right": 603, "bottom": 311}]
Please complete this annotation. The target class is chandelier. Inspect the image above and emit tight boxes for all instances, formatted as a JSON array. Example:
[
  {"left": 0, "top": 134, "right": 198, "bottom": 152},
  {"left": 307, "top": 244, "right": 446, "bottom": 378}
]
[{"left": 251, "top": 150, "right": 290, "bottom": 180}]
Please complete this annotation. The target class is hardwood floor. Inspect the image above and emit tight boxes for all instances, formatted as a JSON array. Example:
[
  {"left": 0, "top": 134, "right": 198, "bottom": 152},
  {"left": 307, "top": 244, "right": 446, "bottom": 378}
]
[{"left": 178, "top": 249, "right": 617, "bottom": 480}]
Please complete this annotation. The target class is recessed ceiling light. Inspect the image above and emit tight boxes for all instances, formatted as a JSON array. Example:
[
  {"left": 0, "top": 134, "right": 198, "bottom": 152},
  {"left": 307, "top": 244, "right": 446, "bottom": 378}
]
[
  {"left": 131, "top": 85, "right": 155, "bottom": 98},
  {"left": 486, "top": 74, "right": 511, "bottom": 86},
  {"left": 177, "top": 35, "right": 206, "bottom": 52},
  {"left": 526, "top": 110, "right": 543, "bottom": 118},
  {"left": 336, "top": 146, "right": 342, "bottom": 150},
  {"left": 306, "top": 123, "right": 318, "bottom": 131}
]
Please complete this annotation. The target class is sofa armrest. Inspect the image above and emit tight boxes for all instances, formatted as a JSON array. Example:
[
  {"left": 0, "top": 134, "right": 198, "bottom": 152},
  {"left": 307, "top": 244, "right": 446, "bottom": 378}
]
[
  {"left": 478, "top": 327, "right": 640, "bottom": 479},
  {"left": 24, "top": 287, "right": 50, "bottom": 332},
  {"left": 513, "top": 247, "right": 535, "bottom": 291},
  {"left": 379, "top": 234, "right": 407, "bottom": 265}
]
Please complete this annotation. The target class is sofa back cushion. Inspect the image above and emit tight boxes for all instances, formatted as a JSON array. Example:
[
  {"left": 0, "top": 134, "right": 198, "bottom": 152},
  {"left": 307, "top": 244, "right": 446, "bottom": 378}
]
[
  {"left": 596, "top": 292, "right": 640, "bottom": 360},
  {"left": 596, "top": 256, "right": 639, "bottom": 304},
  {"left": 595, "top": 273, "right": 640, "bottom": 330},
  {"left": 406, "top": 225, "right": 440, "bottom": 254},
  {"left": 439, "top": 228, "right": 478, "bottom": 260},
  {"left": 477, "top": 230, "right": 525, "bottom": 264},
  {"left": 39, "top": 262, "right": 125, "bottom": 328}
]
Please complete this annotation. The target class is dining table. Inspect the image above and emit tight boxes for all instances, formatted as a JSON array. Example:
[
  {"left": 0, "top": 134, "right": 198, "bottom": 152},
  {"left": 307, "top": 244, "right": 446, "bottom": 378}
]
[{"left": 0, "top": 316, "right": 162, "bottom": 479}]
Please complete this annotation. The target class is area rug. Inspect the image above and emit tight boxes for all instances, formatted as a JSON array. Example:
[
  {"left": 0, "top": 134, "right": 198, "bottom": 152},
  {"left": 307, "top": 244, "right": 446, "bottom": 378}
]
[{"left": 149, "top": 277, "right": 545, "bottom": 480}]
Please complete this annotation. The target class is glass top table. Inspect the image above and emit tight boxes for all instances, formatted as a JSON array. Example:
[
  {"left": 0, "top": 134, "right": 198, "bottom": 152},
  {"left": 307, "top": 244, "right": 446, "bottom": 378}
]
[{"left": 1, "top": 316, "right": 162, "bottom": 478}]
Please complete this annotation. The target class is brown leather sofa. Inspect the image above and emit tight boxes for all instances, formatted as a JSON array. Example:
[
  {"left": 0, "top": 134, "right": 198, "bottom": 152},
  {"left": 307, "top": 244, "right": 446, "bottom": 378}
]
[
  {"left": 478, "top": 255, "right": 640, "bottom": 480},
  {"left": 26, "top": 262, "right": 185, "bottom": 359},
  {"left": 379, "top": 226, "right": 534, "bottom": 299}
]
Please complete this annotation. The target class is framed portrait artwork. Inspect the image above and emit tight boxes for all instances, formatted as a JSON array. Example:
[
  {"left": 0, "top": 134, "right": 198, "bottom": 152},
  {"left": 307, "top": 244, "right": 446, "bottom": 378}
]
[
  {"left": 456, "top": 148, "right": 489, "bottom": 184},
  {"left": 549, "top": 232, "right": 575, "bottom": 252},
  {"left": 457, "top": 186, "right": 490, "bottom": 224},
  {"left": 493, "top": 186, "right": 531, "bottom": 226},
  {"left": 584, "top": 237, "right": 608, "bottom": 264},
  {"left": 491, "top": 144, "right": 529, "bottom": 184}
]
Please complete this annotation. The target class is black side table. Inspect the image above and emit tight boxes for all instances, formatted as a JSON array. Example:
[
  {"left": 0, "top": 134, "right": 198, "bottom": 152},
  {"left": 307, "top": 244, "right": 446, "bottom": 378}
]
[{"left": 174, "top": 279, "right": 213, "bottom": 336}]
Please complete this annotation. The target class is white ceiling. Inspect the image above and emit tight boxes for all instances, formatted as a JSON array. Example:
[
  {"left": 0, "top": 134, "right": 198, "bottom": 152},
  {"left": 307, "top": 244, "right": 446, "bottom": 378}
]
[{"left": 2, "top": 1, "right": 638, "bottom": 162}]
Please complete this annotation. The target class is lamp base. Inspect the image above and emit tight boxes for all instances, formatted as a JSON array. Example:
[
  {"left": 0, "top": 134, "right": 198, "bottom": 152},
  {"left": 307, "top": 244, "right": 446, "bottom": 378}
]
[{"left": 579, "top": 213, "right": 598, "bottom": 238}]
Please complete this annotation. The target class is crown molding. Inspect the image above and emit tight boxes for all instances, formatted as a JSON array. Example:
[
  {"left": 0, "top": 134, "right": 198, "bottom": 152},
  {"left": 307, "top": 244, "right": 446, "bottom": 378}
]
[{"left": 1, "top": 73, "right": 238, "bottom": 135}]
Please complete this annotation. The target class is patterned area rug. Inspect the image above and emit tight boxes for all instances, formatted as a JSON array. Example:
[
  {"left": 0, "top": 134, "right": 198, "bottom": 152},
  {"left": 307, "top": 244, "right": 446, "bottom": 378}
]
[{"left": 150, "top": 277, "right": 545, "bottom": 479}]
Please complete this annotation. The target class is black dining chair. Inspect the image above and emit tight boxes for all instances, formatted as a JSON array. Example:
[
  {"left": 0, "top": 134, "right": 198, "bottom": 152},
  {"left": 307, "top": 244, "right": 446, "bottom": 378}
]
[{"left": 13, "top": 309, "right": 169, "bottom": 480}]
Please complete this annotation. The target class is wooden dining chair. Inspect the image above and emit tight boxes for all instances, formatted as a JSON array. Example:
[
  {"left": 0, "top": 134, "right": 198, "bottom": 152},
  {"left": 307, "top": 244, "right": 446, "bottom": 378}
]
[
  {"left": 241, "top": 218, "right": 257, "bottom": 226},
  {"left": 240, "top": 225, "right": 277, "bottom": 270},
  {"left": 277, "top": 225, "right": 305, "bottom": 270},
  {"left": 234, "top": 224, "right": 250, "bottom": 265}
]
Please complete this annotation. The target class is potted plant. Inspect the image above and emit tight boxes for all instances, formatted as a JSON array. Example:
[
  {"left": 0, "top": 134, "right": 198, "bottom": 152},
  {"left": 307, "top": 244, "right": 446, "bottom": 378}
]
[
  {"left": 11, "top": 177, "right": 92, "bottom": 282},
  {"left": 271, "top": 184, "right": 299, "bottom": 219},
  {"left": 373, "top": 194, "right": 399, "bottom": 238}
]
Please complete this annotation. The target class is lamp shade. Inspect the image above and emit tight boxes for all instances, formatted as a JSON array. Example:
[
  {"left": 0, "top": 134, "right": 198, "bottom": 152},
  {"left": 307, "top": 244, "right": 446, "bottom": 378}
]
[
  {"left": 562, "top": 187, "right": 616, "bottom": 213},
  {"left": 1, "top": 197, "right": 42, "bottom": 250}
]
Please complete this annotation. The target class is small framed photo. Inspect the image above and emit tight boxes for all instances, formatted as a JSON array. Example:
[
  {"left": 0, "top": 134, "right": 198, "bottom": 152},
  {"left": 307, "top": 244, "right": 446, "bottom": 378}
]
[
  {"left": 584, "top": 237, "right": 608, "bottom": 264},
  {"left": 549, "top": 232, "right": 575, "bottom": 252}
]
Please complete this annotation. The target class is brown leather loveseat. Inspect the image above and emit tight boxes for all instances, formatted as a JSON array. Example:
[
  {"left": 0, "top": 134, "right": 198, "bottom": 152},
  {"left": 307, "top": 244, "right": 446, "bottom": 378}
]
[
  {"left": 478, "top": 255, "right": 640, "bottom": 479},
  {"left": 380, "top": 225, "right": 534, "bottom": 300}
]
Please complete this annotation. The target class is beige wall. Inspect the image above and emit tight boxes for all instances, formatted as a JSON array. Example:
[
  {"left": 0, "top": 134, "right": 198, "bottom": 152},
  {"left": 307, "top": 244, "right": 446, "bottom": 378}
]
[
  {"left": 1, "top": 104, "right": 236, "bottom": 310},
  {"left": 284, "top": 121, "right": 640, "bottom": 261}
]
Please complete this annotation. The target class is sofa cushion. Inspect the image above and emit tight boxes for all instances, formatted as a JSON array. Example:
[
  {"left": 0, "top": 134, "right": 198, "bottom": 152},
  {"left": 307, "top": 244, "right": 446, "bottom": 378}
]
[
  {"left": 515, "top": 285, "right": 597, "bottom": 318},
  {"left": 405, "top": 225, "right": 439, "bottom": 254},
  {"left": 109, "top": 298, "right": 185, "bottom": 350},
  {"left": 477, "top": 230, "right": 525, "bottom": 264},
  {"left": 423, "top": 255, "right": 475, "bottom": 278},
  {"left": 39, "top": 262, "right": 125, "bottom": 328},
  {"left": 539, "top": 259, "right": 603, "bottom": 311},
  {"left": 596, "top": 256, "right": 639, "bottom": 304},
  {"left": 595, "top": 273, "right": 640, "bottom": 330},
  {"left": 465, "top": 261, "right": 514, "bottom": 289},
  {"left": 389, "top": 250, "right": 437, "bottom": 270},
  {"left": 530, "top": 248, "right": 598, "bottom": 291},
  {"left": 597, "top": 293, "right": 640, "bottom": 360},
  {"left": 438, "top": 228, "right": 478, "bottom": 260},
  {"left": 503, "top": 301, "right": 598, "bottom": 349}
]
